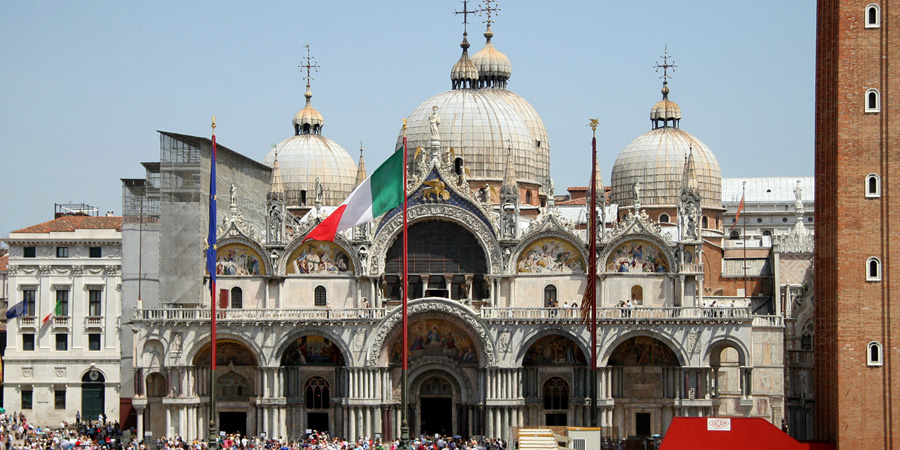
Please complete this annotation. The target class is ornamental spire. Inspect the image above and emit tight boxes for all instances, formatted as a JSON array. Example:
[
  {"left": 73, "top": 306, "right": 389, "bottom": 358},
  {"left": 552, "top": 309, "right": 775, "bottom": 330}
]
[
  {"left": 451, "top": 2, "right": 480, "bottom": 89},
  {"left": 293, "top": 45, "right": 325, "bottom": 135}
]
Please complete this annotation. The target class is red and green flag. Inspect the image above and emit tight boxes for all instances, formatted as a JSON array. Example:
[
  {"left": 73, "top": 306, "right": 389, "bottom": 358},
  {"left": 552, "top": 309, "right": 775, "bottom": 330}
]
[{"left": 305, "top": 149, "right": 404, "bottom": 242}]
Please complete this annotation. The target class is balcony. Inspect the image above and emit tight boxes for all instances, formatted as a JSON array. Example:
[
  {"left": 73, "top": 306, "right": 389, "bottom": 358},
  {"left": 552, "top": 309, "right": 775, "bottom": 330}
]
[
  {"left": 480, "top": 307, "right": 753, "bottom": 324},
  {"left": 19, "top": 316, "right": 37, "bottom": 330},
  {"left": 85, "top": 316, "right": 104, "bottom": 330},
  {"left": 53, "top": 316, "right": 71, "bottom": 329},
  {"left": 134, "top": 307, "right": 387, "bottom": 324}
]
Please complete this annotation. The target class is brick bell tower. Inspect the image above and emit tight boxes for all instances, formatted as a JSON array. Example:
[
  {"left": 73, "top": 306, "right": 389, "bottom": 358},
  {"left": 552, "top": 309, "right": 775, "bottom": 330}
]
[{"left": 815, "top": 0, "right": 900, "bottom": 447}]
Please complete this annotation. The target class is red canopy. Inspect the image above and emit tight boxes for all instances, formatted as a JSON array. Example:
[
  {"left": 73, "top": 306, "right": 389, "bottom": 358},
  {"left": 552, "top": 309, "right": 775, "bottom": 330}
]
[{"left": 660, "top": 418, "right": 834, "bottom": 450}]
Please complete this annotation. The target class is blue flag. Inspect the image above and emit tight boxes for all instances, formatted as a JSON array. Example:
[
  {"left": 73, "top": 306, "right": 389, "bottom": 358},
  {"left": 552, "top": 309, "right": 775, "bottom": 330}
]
[
  {"left": 6, "top": 301, "right": 25, "bottom": 320},
  {"left": 206, "top": 133, "right": 218, "bottom": 292}
]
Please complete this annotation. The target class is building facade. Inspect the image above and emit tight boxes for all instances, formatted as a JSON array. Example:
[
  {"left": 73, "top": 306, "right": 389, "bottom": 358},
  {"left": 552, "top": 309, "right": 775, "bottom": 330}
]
[
  {"left": 2, "top": 208, "right": 123, "bottom": 425},
  {"left": 120, "top": 14, "right": 804, "bottom": 443},
  {"left": 815, "top": 0, "right": 900, "bottom": 447}
]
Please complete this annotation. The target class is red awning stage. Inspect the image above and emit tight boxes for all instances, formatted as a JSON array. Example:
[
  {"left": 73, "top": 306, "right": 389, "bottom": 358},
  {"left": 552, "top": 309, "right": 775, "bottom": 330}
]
[{"left": 660, "top": 418, "right": 834, "bottom": 450}]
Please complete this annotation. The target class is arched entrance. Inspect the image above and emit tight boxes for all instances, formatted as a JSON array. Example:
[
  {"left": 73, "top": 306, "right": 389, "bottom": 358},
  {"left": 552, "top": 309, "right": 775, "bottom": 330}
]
[
  {"left": 607, "top": 336, "right": 681, "bottom": 438},
  {"left": 193, "top": 340, "right": 259, "bottom": 436},
  {"left": 383, "top": 221, "right": 489, "bottom": 301},
  {"left": 417, "top": 375, "right": 455, "bottom": 436},
  {"left": 82, "top": 370, "right": 105, "bottom": 422},
  {"left": 522, "top": 334, "right": 587, "bottom": 426},
  {"left": 281, "top": 334, "right": 345, "bottom": 437},
  {"left": 145, "top": 372, "right": 167, "bottom": 438}
]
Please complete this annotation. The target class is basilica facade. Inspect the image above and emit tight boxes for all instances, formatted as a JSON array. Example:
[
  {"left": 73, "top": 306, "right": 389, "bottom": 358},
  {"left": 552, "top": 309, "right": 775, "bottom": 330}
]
[{"left": 120, "top": 14, "right": 809, "bottom": 443}]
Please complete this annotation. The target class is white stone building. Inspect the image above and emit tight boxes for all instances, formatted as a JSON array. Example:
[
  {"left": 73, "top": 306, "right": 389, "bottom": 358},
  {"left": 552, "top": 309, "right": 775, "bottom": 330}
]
[{"left": 2, "top": 207, "right": 122, "bottom": 425}]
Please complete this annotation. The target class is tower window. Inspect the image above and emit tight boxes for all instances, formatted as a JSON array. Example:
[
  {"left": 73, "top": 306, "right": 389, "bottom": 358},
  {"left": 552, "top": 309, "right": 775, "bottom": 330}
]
[
  {"left": 230, "top": 287, "right": 243, "bottom": 309},
  {"left": 701, "top": 216, "right": 709, "bottom": 229},
  {"left": 867, "top": 341, "right": 883, "bottom": 366},
  {"left": 525, "top": 191, "right": 532, "bottom": 205},
  {"left": 866, "top": 257, "right": 882, "bottom": 281},
  {"left": 865, "top": 89, "right": 880, "bottom": 113},
  {"left": 865, "top": 4, "right": 881, "bottom": 28},
  {"left": 865, "top": 173, "right": 881, "bottom": 198},
  {"left": 659, "top": 213, "right": 670, "bottom": 223},
  {"left": 314, "top": 286, "right": 327, "bottom": 306}
]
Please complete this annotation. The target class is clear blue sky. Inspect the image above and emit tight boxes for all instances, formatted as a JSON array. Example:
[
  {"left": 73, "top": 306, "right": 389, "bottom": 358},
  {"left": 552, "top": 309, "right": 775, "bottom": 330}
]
[{"left": 0, "top": 1, "right": 816, "bottom": 240}]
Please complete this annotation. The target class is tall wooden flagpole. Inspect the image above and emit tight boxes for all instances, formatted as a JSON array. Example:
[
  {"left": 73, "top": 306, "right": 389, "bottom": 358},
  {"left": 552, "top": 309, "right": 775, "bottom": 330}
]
[
  {"left": 588, "top": 119, "right": 599, "bottom": 427},
  {"left": 207, "top": 117, "right": 219, "bottom": 450},
  {"left": 400, "top": 118, "right": 410, "bottom": 446}
]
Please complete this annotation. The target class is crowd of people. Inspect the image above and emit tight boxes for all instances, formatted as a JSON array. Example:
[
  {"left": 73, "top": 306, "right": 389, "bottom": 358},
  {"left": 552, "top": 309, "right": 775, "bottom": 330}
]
[{"left": 0, "top": 412, "right": 127, "bottom": 450}]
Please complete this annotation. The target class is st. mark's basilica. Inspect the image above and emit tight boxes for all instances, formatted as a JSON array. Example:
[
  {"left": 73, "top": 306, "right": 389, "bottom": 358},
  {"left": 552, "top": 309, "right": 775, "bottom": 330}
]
[{"left": 100, "top": 4, "right": 817, "bottom": 444}]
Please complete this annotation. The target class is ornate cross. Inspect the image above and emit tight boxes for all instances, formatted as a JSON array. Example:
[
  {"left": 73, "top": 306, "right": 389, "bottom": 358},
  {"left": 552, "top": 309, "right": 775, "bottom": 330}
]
[
  {"left": 454, "top": 0, "right": 477, "bottom": 33},
  {"left": 478, "top": 0, "right": 500, "bottom": 27},
  {"left": 654, "top": 45, "right": 677, "bottom": 81},
  {"left": 300, "top": 44, "right": 320, "bottom": 89}
]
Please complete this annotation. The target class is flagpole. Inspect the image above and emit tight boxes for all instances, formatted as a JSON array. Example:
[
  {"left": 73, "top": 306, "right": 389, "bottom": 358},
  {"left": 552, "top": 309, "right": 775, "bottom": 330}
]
[
  {"left": 400, "top": 118, "right": 410, "bottom": 447},
  {"left": 207, "top": 117, "right": 219, "bottom": 450},
  {"left": 742, "top": 181, "right": 747, "bottom": 299},
  {"left": 588, "top": 119, "right": 599, "bottom": 428}
]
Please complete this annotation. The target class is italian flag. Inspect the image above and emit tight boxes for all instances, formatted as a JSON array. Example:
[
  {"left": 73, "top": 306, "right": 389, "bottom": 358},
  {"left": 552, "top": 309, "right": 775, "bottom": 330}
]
[
  {"left": 305, "top": 149, "right": 405, "bottom": 242},
  {"left": 42, "top": 298, "right": 63, "bottom": 324}
]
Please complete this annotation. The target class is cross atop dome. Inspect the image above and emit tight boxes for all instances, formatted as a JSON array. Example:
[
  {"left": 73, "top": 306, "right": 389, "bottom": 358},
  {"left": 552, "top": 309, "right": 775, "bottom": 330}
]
[
  {"left": 478, "top": 0, "right": 500, "bottom": 28},
  {"left": 654, "top": 46, "right": 677, "bottom": 83},
  {"left": 455, "top": 0, "right": 477, "bottom": 34},
  {"left": 300, "top": 44, "right": 320, "bottom": 91}
]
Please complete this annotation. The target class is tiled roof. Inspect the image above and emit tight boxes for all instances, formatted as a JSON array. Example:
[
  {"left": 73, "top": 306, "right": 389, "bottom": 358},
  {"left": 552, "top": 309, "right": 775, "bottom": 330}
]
[
  {"left": 12, "top": 216, "right": 123, "bottom": 233},
  {"left": 557, "top": 197, "right": 586, "bottom": 206},
  {"left": 0, "top": 254, "right": 8, "bottom": 271}
]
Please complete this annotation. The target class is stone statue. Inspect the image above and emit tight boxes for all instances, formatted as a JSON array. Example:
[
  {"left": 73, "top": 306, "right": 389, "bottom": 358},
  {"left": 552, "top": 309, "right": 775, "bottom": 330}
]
[
  {"left": 314, "top": 177, "right": 324, "bottom": 206},
  {"left": 230, "top": 183, "right": 237, "bottom": 206},
  {"left": 794, "top": 179, "right": 804, "bottom": 211},
  {"left": 429, "top": 105, "right": 441, "bottom": 141},
  {"left": 685, "top": 202, "right": 698, "bottom": 239},
  {"left": 632, "top": 180, "right": 642, "bottom": 208},
  {"left": 504, "top": 209, "right": 516, "bottom": 237}
]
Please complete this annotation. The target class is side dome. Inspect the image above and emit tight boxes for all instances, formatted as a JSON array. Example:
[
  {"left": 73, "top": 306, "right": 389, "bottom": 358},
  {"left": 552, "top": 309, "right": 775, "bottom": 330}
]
[
  {"left": 483, "top": 89, "right": 550, "bottom": 191},
  {"left": 262, "top": 135, "right": 357, "bottom": 207},
  {"left": 398, "top": 89, "right": 538, "bottom": 186},
  {"left": 471, "top": 26, "right": 511, "bottom": 88},
  {"left": 610, "top": 127, "right": 721, "bottom": 210}
]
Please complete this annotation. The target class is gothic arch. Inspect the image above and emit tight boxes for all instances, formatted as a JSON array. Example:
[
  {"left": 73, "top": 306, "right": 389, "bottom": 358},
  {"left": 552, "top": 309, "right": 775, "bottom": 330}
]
[
  {"left": 215, "top": 236, "right": 272, "bottom": 276},
  {"left": 280, "top": 233, "right": 359, "bottom": 276},
  {"left": 369, "top": 205, "right": 503, "bottom": 276},
  {"left": 273, "top": 328, "right": 351, "bottom": 367},
  {"left": 703, "top": 337, "right": 750, "bottom": 367},
  {"left": 515, "top": 328, "right": 590, "bottom": 367},
  {"left": 184, "top": 332, "right": 263, "bottom": 367},
  {"left": 599, "top": 330, "right": 688, "bottom": 367},
  {"left": 365, "top": 298, "right": 496, "bottom": 367}
]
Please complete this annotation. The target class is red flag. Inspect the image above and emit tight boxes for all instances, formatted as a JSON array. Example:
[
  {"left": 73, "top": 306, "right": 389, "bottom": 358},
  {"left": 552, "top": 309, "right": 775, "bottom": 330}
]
[{"left": 729, "top": 193, "right": 745, "bottom": 231}]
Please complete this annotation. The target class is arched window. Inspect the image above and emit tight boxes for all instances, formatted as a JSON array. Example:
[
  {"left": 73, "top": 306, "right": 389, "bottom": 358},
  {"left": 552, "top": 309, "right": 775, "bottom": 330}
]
[
  {"left": 762, "top": 230, "right": 772, "bottom": 237},
  {"left": 525, "top": 190, "right": 533, "bottom": 205},
  {"left": 701, "top": 216, "right": 709, "bottom": 229},
  {"left": 314, "top": 286, "right": 327, "bottom": 306},
  {"left": 631, "top": 285, "right": 643, "bottom": 305},
  {"left": 230, "top": 287, "right": 243, "bottom": 309},
  {"left": 543, "top": 377, "right": 569, "bottom": 410},
  {"left": 730, "top": 231, "right": 740, "bottom": 240},
  {"left": 299, "top": 190, "right": 307, "bottom": 206},
  {"left": 866, "top": 4, "right": 881, "bottom": 28},
  {"left": 659, "top": 213, "right": 670, "bottom": 223},
  {"left": 866, "top": 88, "right": 881, "bottom": 113},
  {"left": 305, "top": 377, "right": 330, "bottom": 409},
  {"left": 867, "top": 342, "right": 884, "bottom": 366},
  {"left": 866, "top": 173, "right": 881, "bottom": 198},
  {"left": 867, "top": 257, "right": 882, "bottom": 281},
  {"left": 544, "top": 285, "right": 557, "bottom": 307}
]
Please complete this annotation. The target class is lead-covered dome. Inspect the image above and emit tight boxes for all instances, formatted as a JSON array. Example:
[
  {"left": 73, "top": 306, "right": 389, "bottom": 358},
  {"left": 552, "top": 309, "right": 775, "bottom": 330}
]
[
  {"left": 471, "top": 26, "right": 511, "bottom": 88},
  {"left": 610, "top": 85, "right": 721, "bottom": 210},
  {"left": 263, "top": 88, "right": 356, "bottom": 207}
]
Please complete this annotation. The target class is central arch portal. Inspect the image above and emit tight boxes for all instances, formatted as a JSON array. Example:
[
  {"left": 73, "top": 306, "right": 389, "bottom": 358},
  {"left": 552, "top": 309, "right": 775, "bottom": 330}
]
[{"left": 418, "top": 376, "right": 455, "bottom": 436}]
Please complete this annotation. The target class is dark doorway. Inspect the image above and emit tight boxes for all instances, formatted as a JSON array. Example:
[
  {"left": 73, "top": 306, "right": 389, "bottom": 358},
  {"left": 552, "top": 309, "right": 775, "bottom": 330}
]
[
  {"left": 420, "top": 398, "right": 452, "bottom": 436},
  {"left": 635, "top": 413, "right": 651, "bottom": 437},
  {"left": 546, "top": 413, "right": 567, "bottom": 426},
  {"left": 82, "top": 371, "right": 105, "bottom": 420},
  {"left": 307, "top": 412, "right": 329, "bottom": 433},
  {"left": 220, "top": 412, "right": 247, "bottom": 436}
]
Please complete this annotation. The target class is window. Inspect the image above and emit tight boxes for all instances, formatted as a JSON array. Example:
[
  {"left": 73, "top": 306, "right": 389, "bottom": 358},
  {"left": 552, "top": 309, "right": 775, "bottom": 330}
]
[
  {"left": 730, "top": 231, "right": 740, "bottom": 240},
  {"left": 56, "top": 246, "right": 69, "bottom": 258},
  {"left": 23, "top": 289, "right": 36, "bottom": 315},
  {"left": 23, "top": 246, "right": 36, "bottom": 258},
  {"left": 867, "top": 341, "right": 884, "bottom": 366},
  {"left": 866, "top": 173, "right": 881, "bottom": 198},
  {"left": 305, "top": 377, "right": 330, "bottom": 409},
  {"left": 89, "top": 246, "right": 102, "bottom": 258},
  {"left": 55, "top": 390, "right": 66, "bottom": 409},
  {"left": 89, "top": 290, "right": 102, "bottom": 316},
  {"left": 865, "top": 4, "right": 881, "bottom": 28},
  {"left": 867, "top": 257, "right": 882, "bottom": 281},
  {"left": 701, "top": 216, "right": 709, "bottom": 228},
  {"left": 89, "top": 334, "right": 101, "bottom": 351},
  {"left": 56, "top": 289, "right": 69, "bottom": 316},
  {"left": 231, "top": 287, "right": 243, "bottom": 309},
  {"left": 866, "top": 88, "right": 880, "bottom": 113},
  {"left": 23, "top": 334, "right": 35, "bottom": 351},
  {"left": 22, "top": 390, "right": 33, "bottom": 410},
  {"left": 763, "top": 230, "right": 773, "bottom": 236},
  {"left": 659, "top": 213, "right": 670, "bottom": 223},
  {"left": 543, "top": 377, "right": 569, "bottom": 410},
  {"left": 56, "top": 334, "right": 68, "bottom": 351},
  {"left": 525, "top": 191, "right": 533, "bottom": 205},
  {"left": 544, "top": 285, "right": 557, "bottom": 307},
  {"left": 314, "top": 286, "right": 327, "bottom": 306}
]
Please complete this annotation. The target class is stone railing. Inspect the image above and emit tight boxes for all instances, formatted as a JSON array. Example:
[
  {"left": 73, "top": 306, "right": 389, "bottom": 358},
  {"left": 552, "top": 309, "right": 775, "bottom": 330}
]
[
  {"left": 85, "top": 316, "right": 104, "bottom": 328},
  {"left": 751, "top": 315, "right": 784, "bottom": 327},
  {"left": 134, "top": 307, "right": 386, "bottom": 323},
  {"left": 479, "top": 307, "right": 753, "bottom": 323}
]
